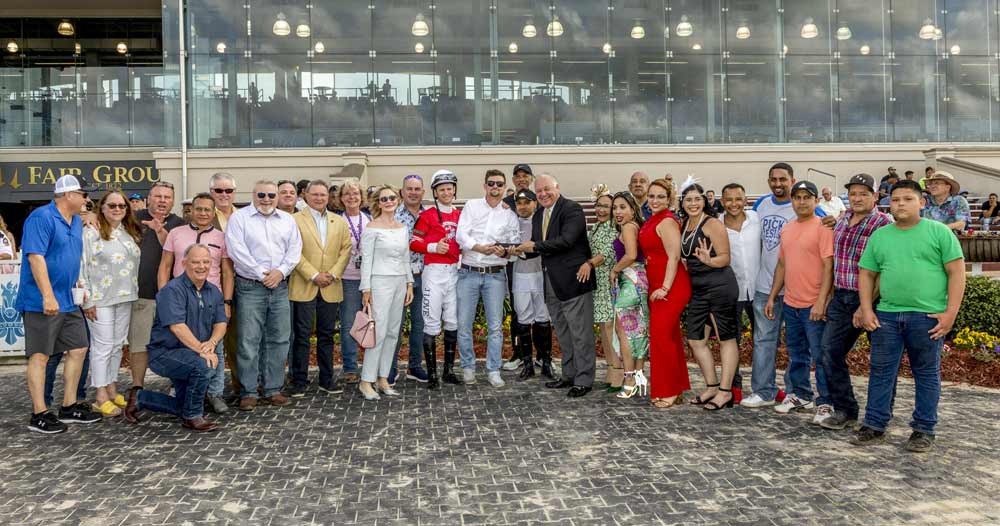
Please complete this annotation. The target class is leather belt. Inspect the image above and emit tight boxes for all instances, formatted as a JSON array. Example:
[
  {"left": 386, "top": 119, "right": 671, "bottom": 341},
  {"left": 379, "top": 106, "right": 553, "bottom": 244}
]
[
  {"left": 461, "top": 264, "right": 505, "bottom": 274},
  {"left": 237, "top": 275, "right": 288, "bottom": 284}
]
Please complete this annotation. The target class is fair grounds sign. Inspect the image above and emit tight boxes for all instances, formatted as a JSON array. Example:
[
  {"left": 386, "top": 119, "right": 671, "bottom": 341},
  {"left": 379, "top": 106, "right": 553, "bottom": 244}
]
[{"left": 0, "top": 161, "right": 159, "bottom": 203}]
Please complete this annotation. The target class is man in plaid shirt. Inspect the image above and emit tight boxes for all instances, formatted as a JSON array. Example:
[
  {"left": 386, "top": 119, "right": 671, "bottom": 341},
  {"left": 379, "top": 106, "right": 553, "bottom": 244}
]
[{"left": 817, "top": 173, "right": 893, "bottom": 431}]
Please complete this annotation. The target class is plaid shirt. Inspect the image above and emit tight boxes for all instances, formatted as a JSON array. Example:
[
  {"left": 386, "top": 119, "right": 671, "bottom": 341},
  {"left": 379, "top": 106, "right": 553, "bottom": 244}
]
[
  {"left": 834, "top": 210, "right": 893, "bottom": 291},
  {"left": 922, "top": 194, "right": 972, "bottom": 227},
  {"left": 394, "top": 204, "right": 426, "bottom": 275}
]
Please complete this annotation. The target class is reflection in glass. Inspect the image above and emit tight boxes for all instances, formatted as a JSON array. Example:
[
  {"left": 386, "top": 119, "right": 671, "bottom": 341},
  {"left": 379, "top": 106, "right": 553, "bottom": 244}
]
[
  {"left": 784, "top": 56, "right": 834, "bottom": 143},
  {"left": 838, "top": 57, "right": 888, "bottom": 142},
  {"left": 726, "top": 56, "right": 778, "bottom": 142},
  {"left": 892, "top": 56, "right": 942, "bottom": 141},
  {"left": 945, "top": 55, "right": 997, "bottom": 141}
]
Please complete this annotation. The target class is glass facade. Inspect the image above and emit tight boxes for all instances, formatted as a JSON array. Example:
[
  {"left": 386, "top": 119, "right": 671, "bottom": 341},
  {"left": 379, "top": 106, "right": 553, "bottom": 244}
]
[{"left": 2, "top": 1, "right": 999, "bottom": 148}]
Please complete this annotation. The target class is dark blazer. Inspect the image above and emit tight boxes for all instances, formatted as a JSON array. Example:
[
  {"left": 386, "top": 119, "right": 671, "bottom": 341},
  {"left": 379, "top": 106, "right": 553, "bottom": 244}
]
[{"left": 532, "top": 195, "right": 595, "bottom": 301}]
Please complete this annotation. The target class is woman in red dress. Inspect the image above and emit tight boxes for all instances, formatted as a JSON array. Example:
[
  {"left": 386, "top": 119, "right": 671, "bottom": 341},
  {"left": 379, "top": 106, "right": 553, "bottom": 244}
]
[{"left": 638, "top": 178, "right": 693, "bottom": 408}]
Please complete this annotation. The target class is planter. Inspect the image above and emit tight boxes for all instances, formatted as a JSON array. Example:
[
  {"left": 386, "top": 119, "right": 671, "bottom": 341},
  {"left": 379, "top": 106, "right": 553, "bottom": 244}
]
[{"left": 958, "top": 235, "right": 1000, "bottom": 262}]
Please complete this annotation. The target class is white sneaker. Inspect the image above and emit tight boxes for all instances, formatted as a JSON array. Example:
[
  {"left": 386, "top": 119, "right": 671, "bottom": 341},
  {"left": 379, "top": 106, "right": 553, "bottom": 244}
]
[
  {"left": 811, "top": 404, "right": 835, "bottom": 426},
  {"left": 462, "top": 368, "right": 477, "bottom": 385},
  {"left": 487, "top": 371, "right": 505, "bottom": 388},
  {"left": 740, "top": 393, "right": 776, "bottom": 408},
  {"left": 501, "top": 358, "right": 523, "bottom": 371},
  {"left": 774, "top": 394, "right": 814, "bottom": 414}
]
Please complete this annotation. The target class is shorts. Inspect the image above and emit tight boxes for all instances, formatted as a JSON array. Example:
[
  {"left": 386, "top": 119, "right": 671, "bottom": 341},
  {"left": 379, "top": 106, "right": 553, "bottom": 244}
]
[
  {"left": 127, "top": 298, "right": 156, "bottom": 354},
  {"left": 23, "top": 310, "right": 89, "bottom": 357},
  {"left": 686, "top": 269, "right": 740, "bottom": 341}
]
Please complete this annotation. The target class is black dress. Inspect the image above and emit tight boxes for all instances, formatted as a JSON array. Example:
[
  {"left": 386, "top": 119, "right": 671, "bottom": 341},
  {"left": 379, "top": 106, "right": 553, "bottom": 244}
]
[{"left": 681, "top": 216, "right": 740, "bottom": 341}]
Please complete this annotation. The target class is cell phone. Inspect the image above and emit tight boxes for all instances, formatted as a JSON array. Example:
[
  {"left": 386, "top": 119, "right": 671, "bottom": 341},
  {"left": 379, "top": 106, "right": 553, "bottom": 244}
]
[{"left": 494, "top": 242, "right": 519, "bottom": 248}]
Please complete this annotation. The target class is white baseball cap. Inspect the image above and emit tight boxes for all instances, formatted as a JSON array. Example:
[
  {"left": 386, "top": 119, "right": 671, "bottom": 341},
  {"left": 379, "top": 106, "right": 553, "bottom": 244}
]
[{"left": 54, "top": 174, "right": 96, "bottom": 194}]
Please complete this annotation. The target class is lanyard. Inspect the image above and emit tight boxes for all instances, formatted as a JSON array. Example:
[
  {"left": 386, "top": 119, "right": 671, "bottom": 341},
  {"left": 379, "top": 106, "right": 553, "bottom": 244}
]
[{"left": 346, "top": 213, "right": 363, "bottom": 245}]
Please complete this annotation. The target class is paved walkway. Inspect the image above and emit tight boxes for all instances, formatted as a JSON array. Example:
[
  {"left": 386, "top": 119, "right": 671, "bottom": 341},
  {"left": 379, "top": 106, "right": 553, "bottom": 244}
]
[{"left": 0, "top": 363, "right": 998, "bottom": 526}]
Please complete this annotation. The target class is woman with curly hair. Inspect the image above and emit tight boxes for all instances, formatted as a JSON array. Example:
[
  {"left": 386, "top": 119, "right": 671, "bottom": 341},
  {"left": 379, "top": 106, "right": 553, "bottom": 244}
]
[{"left": 609, "top": 191, "right": 652, "bottom": 399}]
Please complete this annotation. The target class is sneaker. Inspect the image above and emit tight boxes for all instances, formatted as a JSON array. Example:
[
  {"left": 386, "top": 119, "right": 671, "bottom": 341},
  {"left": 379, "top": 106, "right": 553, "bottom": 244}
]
[
  {"left": 287, "top": 384, "right": 307, "bottom": 398},
  {"left": 501, "top": 358, "right": 523, "bottom": 371},
  {"left": 811, "top": 404, "right": 835, "bottom": 426},
  {"left": 28, "top": 411, "right": 67, "bottom": 434},
  {"left": 849, "top": 425, "right": 886, "bottom": 446},
  {"left": 487, "top": 371, "right": 505, "bottom": 388},
  {"left": 58, "top": 402, "right": 102, "bottom": 424},
  {"left": 406, "top": 367, "right": 429, "bottom": 383},
  {"left": 318, "top": 382, "right": 344, "bottom": 395},
  {"left": 819, "top": 410, "right": 857, "bottom": 431},
  {"left": 905, "top": 431, "right": 935, "bottom": 453},
  {"left": 206, "top": 396, "right": 229, "bottom": 414},
  {"left": 774, "top": 394, "right": 814, "bottom": 414},
  {"left": 740, "top": 393, "right": 776, "bottom": 408},
  {"left": 462, "top": 368, "right": 477, "bottom": 385}
]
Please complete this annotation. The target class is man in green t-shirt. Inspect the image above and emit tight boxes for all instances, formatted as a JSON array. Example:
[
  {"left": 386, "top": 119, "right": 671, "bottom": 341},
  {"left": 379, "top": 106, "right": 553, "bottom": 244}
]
[{"left": 853, "top": 180, "right": 966, "bottom": 453}]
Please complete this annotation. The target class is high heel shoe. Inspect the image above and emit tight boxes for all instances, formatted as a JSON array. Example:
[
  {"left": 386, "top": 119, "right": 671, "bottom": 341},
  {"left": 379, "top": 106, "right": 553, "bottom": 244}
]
[
  {"left": 633, "top": 370, "right": 648, "bottom": 397},
  {"left": 616, "top": 372, "right": 638, "bottom": 399},
  {"left": 690, "top": 383, "right": 720, "bottom": 405},
  {"left": 703, "top": 387, "right": 735, "bottom": 411},
  {"left": 359, "top": 382, "right": 381, "bottom": 401}
]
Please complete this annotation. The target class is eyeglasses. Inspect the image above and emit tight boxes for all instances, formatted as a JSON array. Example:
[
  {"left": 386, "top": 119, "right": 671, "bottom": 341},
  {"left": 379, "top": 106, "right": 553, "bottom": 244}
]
[
  {"left": 105, "top": 203, "right": 127, "bottom": 210},
  {"left": 256, "top": 192, "right": 277, "bottom": 199},
  {"left": 379, "top": 195, "right": 399, "bottom": 203},
  {"left": 212, "top": 188, "right": 235, "bottom": 194},
  {"left": 151, "top": 181, "right": 175, "bottom": 189},
  {"left": 486, "top": 180, "right": 505, "bottom": 188}
]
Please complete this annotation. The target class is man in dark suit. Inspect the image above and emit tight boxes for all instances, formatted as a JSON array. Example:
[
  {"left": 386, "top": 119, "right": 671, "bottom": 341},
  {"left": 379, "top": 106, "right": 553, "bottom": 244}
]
[{"left": 515, "top": 174, "right": 596, "bottom": 397}]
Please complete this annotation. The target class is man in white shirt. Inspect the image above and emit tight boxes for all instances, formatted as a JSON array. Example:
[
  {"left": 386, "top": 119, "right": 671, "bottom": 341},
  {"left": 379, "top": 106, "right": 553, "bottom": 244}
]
[
  {"left": 819, "top": 186, "right": 846, "bottom": 218},
  {"left": 455, "top": 169, "right": 520, "bottom": 387},
  {"left": 721, "top": 183, "right": 760, "bottom": 343},
  {"left": 226, "top": 180, "right": 302, "bottom": 411}
]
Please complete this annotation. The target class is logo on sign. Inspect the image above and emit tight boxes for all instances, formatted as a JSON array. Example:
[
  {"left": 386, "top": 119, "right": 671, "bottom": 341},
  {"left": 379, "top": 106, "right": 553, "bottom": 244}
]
[
  {"left": 760, "top": 214, "right": 787, "bottom": 252},
  {"left": 0, "top": 281, "right": 24, "bottom": 345}
]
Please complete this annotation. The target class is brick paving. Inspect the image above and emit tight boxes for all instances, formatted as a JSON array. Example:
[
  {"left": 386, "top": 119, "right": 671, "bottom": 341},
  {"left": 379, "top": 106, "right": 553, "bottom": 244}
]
[{"left": 0, "top": 362, "right": 998, "bottom": 526}]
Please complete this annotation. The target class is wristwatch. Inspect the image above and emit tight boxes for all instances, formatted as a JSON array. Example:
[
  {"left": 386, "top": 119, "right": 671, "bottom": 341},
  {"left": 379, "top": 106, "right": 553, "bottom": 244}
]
[{"left": 224, "top": 299, "right": 233, "bottom": 306}]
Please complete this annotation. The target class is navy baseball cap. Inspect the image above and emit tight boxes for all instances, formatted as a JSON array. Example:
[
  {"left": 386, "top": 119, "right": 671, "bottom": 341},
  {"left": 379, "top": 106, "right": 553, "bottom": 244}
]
[
  {"left": 791, "top": 180, "right": 819, "bottom": 198},
  {"left": 512, "top": 163, "right": 533, "bottom": 176}
]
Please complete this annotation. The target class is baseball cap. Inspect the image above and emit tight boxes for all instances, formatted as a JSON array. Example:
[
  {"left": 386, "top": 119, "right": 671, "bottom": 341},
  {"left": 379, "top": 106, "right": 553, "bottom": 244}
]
[
  {"left": 514, "top": 189, "right": 536, "bottom": 202},
  {"left": 129, "top": 193, "right": 143, "bottom": 200},
  {"left": 54, "top": 174, "right": 97, "bottom": 194},
  {"left": 844, "top": 173, "right": 875, "bottom": 192},
  {"left": 791, "top": 180, "right": 819, "bottom": 198},
  {"left": 512, "top": 163, "right": 533, "bottom": 176}
]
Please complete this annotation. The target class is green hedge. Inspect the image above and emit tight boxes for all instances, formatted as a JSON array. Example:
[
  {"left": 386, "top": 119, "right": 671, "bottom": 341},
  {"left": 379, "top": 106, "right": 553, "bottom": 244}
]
[{"left": 955, "top": 276, "right": 1000, "bottom": 336}]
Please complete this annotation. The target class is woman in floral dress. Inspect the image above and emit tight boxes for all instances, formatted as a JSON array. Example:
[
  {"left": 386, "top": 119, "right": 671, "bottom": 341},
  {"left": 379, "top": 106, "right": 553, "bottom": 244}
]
[
  {"left": 580, "top": 187, "right": 624, "bottom": 392},
  {"left": 80, "top": 191, "right": 142, "bottom": 417}
]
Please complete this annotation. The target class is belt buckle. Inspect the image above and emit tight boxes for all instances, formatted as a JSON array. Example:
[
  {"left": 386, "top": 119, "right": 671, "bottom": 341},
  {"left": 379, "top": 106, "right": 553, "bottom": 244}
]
[{"left": 476, "top": 265, "right": 488, "bottom": 274}]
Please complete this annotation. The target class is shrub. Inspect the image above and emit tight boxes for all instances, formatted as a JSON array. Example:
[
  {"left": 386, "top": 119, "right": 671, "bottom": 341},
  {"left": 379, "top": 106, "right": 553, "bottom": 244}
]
[{"left": 955, "top": 276, "right": 1000, "bottom": 336}]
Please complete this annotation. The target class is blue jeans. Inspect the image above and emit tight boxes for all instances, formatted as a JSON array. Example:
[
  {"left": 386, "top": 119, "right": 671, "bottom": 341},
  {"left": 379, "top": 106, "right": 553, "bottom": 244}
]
[
  {"left": 207, "top": 340, "right": 225, "bottom": 397},
  {"left": 820, "top": 289, "right": 865, "bottom": 418},
  {"left": 44, "top": 350, "right": 90, "bottom": 407},
  {"left": 138, "top": 347, "right": 212, "bottom": 419},
  {"left": 456, "top": 268, "right": 507, "bottom": 372},
  {"left": 338, "top": 279, "right": 363, "bottom": 374},
  {"left": 863, "top": 311, "right": 943, "bottom": 435},
  {"left": 235, "top": 277, "right": 292, "bottom": 399},
  {"left": 751, "top": 291, "right": 783, "bottom": 400},
  {"left": 783, "top": 303, "right": 829, "bottom": 405},
  {"left": 391, "top": 274, "right": 424, "bottom": 377}
]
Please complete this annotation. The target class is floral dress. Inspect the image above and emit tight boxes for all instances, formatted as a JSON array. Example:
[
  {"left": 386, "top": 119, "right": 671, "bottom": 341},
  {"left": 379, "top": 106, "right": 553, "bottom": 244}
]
[
  {"left": 588, "top": 220, "right": 616, "bottom": 323},
  {"left": 612, "top": 237, "right": 650, "bottom": 359},
  {"left": 79, "top": 225, "right": 140, "bottom": 309}
]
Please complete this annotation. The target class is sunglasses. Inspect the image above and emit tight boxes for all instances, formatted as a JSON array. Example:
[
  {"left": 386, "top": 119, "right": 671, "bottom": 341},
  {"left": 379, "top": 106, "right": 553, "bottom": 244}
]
[
  {"left": 379, "top": 195, "right": 399, "bottom": 203},
  {"left": 105, "top": 203, "right": 128, "bottom": 210},
  {"left": 212, "top": 188, "right": 235, "bottom": 194},
  {"left": 73, "top": 191, "right": 89, "bottom": 199},
  {"left": 152, "top": 181, "right": 175, "bottom": 189},
  {"left": 256, "top": 192, "right": 277, "bottom": 199},
  {"left": 486, "top": 180, "right": 505, "bottom": 188},
  {"left": 404, "top": 174, "right": 423, "bottom": 181}
]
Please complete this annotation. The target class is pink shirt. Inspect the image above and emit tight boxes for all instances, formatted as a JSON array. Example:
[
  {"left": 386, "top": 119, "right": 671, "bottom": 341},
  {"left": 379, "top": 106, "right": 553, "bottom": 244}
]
[
  {"left": 162, "top": 225, "right": 229, "bottom": 290},
  {"left": 778, "top": 216, "right": 834, "bottom": 309}
]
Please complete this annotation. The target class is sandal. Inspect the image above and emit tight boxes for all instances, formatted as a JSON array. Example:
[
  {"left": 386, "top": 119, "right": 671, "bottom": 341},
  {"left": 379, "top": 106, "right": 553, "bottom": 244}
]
[
  {"left": 704, "top": 388, "right": 735, "bottom": 411},
  {"left": 92, "top": 400, "right": 122, "bottom": 417},
  {"left": 690, "top": 383, "right": 719, "bottom": 405},
  {"left": 652, "top": 395, "right": 684, "bottom": 408},
  {"left": 112, "top": 394, "right": 127, "bottom": 408}
]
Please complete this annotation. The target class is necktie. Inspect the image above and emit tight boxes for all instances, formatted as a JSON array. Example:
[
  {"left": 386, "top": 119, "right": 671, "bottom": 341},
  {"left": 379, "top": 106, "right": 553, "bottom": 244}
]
[{"left": 542, "top": 207, "right": 551, "bottom": 241}]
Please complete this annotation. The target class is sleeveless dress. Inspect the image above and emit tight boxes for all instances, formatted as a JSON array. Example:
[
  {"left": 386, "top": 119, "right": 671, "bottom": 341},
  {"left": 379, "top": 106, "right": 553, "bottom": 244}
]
[
  {"left": 681, "top": 216, "right": 741, "bottom": 341},
  {"left": 638, "top": 210, "right": 693, "bottom": 399},
  {"left": 587, "top": 220, "right": 616, "bottom": 324},
  {"left": 612, "top": 235, "right": 650, "bottom": 359}
]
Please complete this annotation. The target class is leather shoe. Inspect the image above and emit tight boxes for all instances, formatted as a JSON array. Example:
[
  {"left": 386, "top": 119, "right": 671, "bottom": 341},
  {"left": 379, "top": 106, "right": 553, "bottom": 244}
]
[
  {"left": 567, "top": 386, "right": 592, "bottom": 398},
  {"left": 181, "top": 417, "right": 219, "bottom": 432},
  {"left": 518, "top": 364, "right": 535, "bottom": 380},
  {"left": 545, "top": 379, "right": 572, "bottom": 389},
  {"left": 264, "top": 393, "right": 290, "bottom": 406},
  {"left": 123, "top": 386, "right": 141, "bottom": 424},
  {"left": 239, "top": 397, "right": 257, "bottom": 411}
]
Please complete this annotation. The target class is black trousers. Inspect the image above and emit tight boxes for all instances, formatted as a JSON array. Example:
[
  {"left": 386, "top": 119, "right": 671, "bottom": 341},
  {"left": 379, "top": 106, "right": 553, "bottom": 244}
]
[{"left": 290, "top": 295, "right": 340, "bottom": 388}]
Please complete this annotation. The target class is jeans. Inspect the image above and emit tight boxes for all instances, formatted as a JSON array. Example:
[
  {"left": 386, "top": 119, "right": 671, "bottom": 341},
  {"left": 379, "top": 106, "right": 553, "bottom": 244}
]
[
  {"left": 820, "top": 289, "right": 865, "bottom": 418},
  {"left": 235, "top": 277, "right": 292, "bottom": 399},
  {"left": 338, "top": 279, "right": 363, "bottom": 374},
  {"left": 983, "top": 216, "right": 994, "bottom": 231},
  {"left": 390, "top": 274, "right": 424, "bottom": 378},
  {"left": 44, "top": 351, "right": 90, "bottom": 408},
  {"left": 138, "top": 347, "right": 212, "bottom": 420},
  {"left": 863, "top": 311, "right": 943, "bottom": 435},
  {"left": 207, "top": 341, "right": 225, "bottom": 397},
  {"left": 751, "top": 291, "right": 783, "bottom": 400},
  {"left": 783, "top": 303, "right": 829, "bottom": 405},
  {"left": 291, "top": 294, "right": 340, "bottom": 388},
  {"left": 456, "top": 268, "right": 507, "bottom": 372}
]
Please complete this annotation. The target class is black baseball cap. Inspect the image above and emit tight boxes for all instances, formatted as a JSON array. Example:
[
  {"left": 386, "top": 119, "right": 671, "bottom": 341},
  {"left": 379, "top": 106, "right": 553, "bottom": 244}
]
[
  {"left": 844, "top": 173, "right": 876, "bottom": 192},
  {"left": 512, "top": 163, "right": 533, "bottom": 176},
  {"left": 791, "top": 180, "right": 819, "bottom": 198},
  {"left": 514, "top": 189, "right": 536, "bottom": 202}
]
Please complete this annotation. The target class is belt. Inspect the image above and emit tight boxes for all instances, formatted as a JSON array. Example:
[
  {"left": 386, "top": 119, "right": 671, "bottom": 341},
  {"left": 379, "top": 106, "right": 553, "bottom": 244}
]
[
  {"left": 461, "top": 264, "right": 505, "bottom": 274},
  {"left": 237, "top": 274, "right": 288, "bottom": 284}
]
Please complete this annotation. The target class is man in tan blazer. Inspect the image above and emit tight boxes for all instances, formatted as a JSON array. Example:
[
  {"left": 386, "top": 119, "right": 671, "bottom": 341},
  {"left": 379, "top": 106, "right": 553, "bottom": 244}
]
[{"left": 288, "top": 180, "right": 353, "bottom": 397}]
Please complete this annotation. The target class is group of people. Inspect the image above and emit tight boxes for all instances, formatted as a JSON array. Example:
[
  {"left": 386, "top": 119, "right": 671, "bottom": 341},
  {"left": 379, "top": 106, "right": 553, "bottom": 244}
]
[{"left": 16, "top": 161, "right": 966, "bottom": 453}]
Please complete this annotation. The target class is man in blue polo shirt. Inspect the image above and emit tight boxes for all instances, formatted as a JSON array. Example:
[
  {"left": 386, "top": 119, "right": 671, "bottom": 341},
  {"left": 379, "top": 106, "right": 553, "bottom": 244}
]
[
  {"left": 124, "top": 244, "right": 228, "bottom": 432},
  {"left": 19, "top": 175, "right": 102, "bottom": 434}
]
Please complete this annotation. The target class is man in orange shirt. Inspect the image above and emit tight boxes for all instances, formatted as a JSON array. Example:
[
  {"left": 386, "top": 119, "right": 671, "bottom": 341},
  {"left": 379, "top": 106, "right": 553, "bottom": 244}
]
[{"left": 765, "top": 180, "right": 834, "bottom": 422}]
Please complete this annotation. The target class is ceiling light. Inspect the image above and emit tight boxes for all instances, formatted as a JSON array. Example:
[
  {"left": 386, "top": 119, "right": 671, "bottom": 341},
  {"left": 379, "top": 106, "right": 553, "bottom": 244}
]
[
  {"left": 273, "top": 13, "right": 291, "bottom": 36},
  {"left": 414, "top": 42, "right": 425, "bottom": 53},
  {"left": 508, "top": 42, "right": 518, "bottom": 53},
  {"left": 736, "top": 24, "right": 750, "bottom": 40},
  {"left": 676, "top": 15, "right": 693, "bottom": 37},
  {"left": 860, "top": 43, "right": 871, "bottom": 55},
  {"left": 691, "top": 43, "right": 702, "bottom": 50},
  {"left": 314, "top": 41, "right": 325, "bottom": 53},
  {"left": 800, "top": 18, "right": 819, "bottom": 39},
  {"left": 216, "top": 41, "right": 226, "bottom": 53},
  {"left": 933, "top": 28, "right": 943, "bottom": 40},
  {"left": 116, "top": 41, "right": 128, "bottom": 54},
  {"left": 783, "top": 44, "right": 789, "bottom": 54},
  {"left": 919, "top": 18, "right": 936, "bottom": 40},
  {"left": 5, "top": 41, "right": 17, "bottom": 53},
  {"left": 836, "top": 24, "right": 852, "bottom": 40},
  {"left": 546, "top": 16, "right": 564, "bottom": 37},
  {"left": 74, "top": 42, "right": 81, "bottom": 54},
  {"left": 57, "top": 20, "right": 74, "bottom": 36},
  {"left": 296, "top": 24, "right": 310, "bottom": 38},
  {"left": 411, "top": 13, "right": 429, "bottom": 36},
  {"left": 631, "top": 20, "right": 645, "bottom": 39},
  {"left": 602, "top": 42, "right": 612, "bottom": 54},
  {"left": 950, "top": 44, "right": 961, "bottom": 55},
  {"left": 522, "top": 19, "right": 537, "bottom": 38}
]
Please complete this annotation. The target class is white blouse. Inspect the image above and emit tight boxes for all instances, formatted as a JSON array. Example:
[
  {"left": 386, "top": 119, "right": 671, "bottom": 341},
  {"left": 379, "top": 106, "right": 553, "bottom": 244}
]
[{"left": 359, "top": 226, "right": 414, "bottom": 291}]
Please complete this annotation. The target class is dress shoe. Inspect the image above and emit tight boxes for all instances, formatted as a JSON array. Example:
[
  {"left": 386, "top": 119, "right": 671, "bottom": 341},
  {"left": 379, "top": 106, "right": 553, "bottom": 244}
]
[
  {"left": 264, "top": 393, "right": 290, "bottom": 406},
  {"left": 567, "top": 386, "right": 592, "bottom": 398},
  {"left": 239, "top": 397, "right": 257, "bottom": 411},
  {"left": 181, "top": 417, "right": 219, "bottom": 432},
  {"left": 540, "top": 361, "right": 555, "bottom": 380},
  {"left": 123, "top": 386, "right": 142, "bottom": 424},
  {"left": 518, "top": 363, "right": 535, "bottom": 380},
  {"left": 545, "top": 379, "right": 573, "bottom": 389}
]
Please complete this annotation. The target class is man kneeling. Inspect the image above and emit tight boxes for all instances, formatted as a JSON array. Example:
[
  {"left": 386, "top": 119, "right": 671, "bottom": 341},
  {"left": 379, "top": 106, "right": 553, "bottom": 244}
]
[{"left": 125, "top": 244, "right": 227, "bottom": 431}]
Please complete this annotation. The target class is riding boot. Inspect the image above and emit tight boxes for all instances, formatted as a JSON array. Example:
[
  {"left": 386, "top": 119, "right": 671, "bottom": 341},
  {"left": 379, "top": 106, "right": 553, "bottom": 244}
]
[
  {"left": 517, "top": 323, "right": 535, "bottom": 380},
  {"left": 533, "top": 322, "right": 555, "bottom": 379},
  {"left": 423, "top": 334, "right": 439, "bottom": 390},
  {"left": 441, "top": 329, "right": 462, "bottom": 385}
]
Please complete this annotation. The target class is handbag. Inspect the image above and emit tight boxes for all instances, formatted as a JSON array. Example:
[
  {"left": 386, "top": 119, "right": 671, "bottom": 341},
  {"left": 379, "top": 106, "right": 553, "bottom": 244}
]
[{"left": 350, "top": 304, "right": 376, "bottom": 349}]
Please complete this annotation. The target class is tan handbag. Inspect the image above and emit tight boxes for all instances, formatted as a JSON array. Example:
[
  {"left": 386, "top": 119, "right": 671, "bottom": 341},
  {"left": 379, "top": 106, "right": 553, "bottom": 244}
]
[{"left": 350, "top": 304, "right": 376, "bottom": 349}]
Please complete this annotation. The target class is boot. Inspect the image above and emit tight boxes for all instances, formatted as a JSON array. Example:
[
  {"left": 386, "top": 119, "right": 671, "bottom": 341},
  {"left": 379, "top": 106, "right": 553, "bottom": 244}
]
[
  {"left": 423, "top": 334, "right": 439, "bottom": 390},
  {"left": 533, "top": 322, "right": 555, "bottom": 379},
  {"left": 441, "top": 330, "right": 462, "bottom": 385},
  {"left": 517, "top": 323, "right": 535, "bottom": 380}
]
